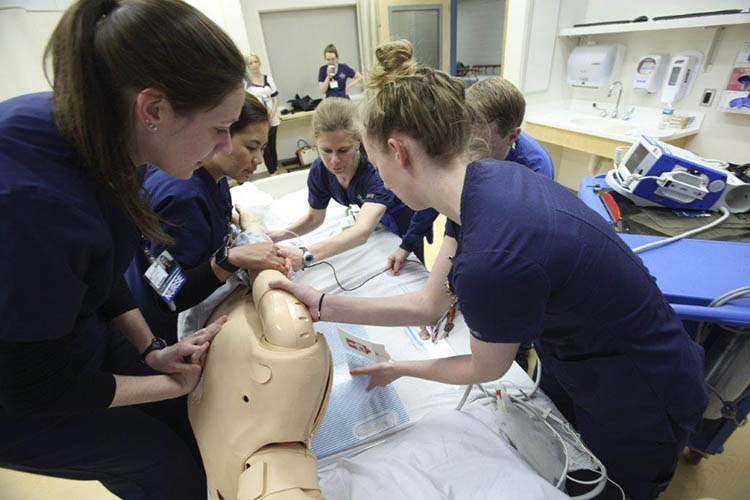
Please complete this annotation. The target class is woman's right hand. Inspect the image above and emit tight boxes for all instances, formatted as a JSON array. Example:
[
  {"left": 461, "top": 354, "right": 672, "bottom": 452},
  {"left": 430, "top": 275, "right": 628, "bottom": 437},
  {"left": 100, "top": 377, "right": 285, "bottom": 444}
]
[
  {"left": 268, "top": 279, "right": 324, "bottom": 319},
  {"left": 163, "top": 317, "right": 226, "bottom": 396},
  {"left": 168, "top": 364, "right": 203, "bottom": 396},
  {"left": 229, "top": 242, "right": 289, "bottom": 274}
]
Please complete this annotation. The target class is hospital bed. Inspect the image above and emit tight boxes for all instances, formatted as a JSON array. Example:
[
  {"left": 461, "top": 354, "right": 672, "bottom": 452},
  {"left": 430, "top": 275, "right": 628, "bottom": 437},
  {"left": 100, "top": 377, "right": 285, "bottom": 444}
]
[
  {"left": 226, "top": 171, "right": 607, "bottom": 500},
  {"left": 579, "top": 174, "right": 750, "bottom": 462}
]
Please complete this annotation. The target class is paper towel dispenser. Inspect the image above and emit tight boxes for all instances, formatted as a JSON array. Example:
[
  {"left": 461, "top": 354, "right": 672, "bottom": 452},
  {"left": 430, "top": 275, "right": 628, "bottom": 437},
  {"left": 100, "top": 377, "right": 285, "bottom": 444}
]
[{"left": 567, "top": 44, "right": 624, "bottom": 88}]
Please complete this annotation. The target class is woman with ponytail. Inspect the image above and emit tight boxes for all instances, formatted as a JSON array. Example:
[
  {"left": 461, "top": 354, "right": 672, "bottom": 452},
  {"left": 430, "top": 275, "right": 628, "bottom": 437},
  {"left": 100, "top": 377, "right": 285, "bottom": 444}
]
[
  {"left": 271, "top": 40, "right": 709, "bottom": 500},
  {"left": 0, "top": 1, "right": 247, "bottom": 498}
]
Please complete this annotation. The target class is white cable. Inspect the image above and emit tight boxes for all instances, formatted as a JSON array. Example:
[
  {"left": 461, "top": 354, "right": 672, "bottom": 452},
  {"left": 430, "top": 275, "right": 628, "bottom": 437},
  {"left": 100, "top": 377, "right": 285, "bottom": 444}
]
[
  {"left": 278, "top": 228, "right": 305, "bottom": 242},
  {"left": 456, "top": 360, "right": 617, "bottom": 498},
  {"left": 703, "top": 158, "right": 730, "bottom": 169},
  {"left": 530, "top": 357, "right": 542, "bottom": 397},
  {"left": 695, "top": 286, "right": 750, "bottom": 351},
  {"left": 455, "top": 384, "right": 474, "bottom": 411},
  {"left": 632, "top": 206, "right": 730, "bottom": 254}
]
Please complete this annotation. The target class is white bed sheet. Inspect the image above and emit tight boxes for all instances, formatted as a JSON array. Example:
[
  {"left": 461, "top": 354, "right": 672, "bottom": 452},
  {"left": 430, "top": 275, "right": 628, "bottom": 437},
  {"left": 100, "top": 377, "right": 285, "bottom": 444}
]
[{"left": 231, "top": 177, "right": 573, "bottom": 499}]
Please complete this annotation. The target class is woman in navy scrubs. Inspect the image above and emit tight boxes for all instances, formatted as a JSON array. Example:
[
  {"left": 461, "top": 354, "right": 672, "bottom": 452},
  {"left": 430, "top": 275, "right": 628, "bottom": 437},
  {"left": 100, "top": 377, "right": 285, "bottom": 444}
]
[
  {"left": 271, "top": 41, "right": 709, "bottom": 499},
  {"left": 456, "top": 76, "right": 556, "bottom": 367},
  {"left": 0, "top": 1, "right": 247, "bottom": 498},
  {"left": 126, "top": 94, "right": 289, "bottom": 345},
  {"left": 318, "top": 43, "right": 362, "bottom": 99},
  {"left": 266, "top": 97, "right": 437, "bottom": 272}
]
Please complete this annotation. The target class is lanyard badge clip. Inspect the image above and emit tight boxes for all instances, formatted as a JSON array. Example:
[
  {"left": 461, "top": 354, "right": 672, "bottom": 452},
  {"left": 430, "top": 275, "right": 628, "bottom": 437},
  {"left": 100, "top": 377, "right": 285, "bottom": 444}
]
[
  {"left": 142, "top": 247, "right": 186, "bottom": 312},
  {"left": 429, "top": 281, "right": 458, "bottom": 343}
]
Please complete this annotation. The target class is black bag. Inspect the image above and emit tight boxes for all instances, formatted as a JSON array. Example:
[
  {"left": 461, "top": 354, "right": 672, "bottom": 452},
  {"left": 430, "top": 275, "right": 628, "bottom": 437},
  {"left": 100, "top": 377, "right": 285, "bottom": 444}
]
[{"left": 288, "top": 94, "right": 322, "bottom": 112}]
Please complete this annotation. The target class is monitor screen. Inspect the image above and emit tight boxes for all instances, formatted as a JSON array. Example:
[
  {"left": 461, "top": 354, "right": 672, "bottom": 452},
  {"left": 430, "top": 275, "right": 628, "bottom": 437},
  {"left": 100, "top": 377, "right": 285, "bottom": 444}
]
[{"left": 625, "top": 143, "right": 649, "bottom": 172}]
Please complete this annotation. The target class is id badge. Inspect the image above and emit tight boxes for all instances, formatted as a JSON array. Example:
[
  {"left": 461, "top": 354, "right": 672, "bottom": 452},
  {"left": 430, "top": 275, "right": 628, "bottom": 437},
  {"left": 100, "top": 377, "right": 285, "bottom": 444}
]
[
  {"left": 144, "top": 250, "right": 187, "bottom": 304},
  {"left": 329, "top": 79, "right": 339, "bottom": 89}
]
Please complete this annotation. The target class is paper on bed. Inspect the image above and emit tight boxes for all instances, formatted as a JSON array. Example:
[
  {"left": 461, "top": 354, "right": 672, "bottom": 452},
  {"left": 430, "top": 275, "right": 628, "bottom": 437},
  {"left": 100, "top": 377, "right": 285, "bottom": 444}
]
[
  {"left": 311, "top": 323, "right": 409, "bottom": 460},
  {"left": 337, "top": 327, "right": 391, "bottom": 362}
]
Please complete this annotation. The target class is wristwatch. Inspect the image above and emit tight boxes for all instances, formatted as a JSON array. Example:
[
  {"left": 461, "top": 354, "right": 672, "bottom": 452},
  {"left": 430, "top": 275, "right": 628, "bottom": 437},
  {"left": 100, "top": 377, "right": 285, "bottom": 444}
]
[
  {"left": 140, "top": 337, "right": 168, "bottom": 361},
  {"left": 299, "top": 246, "right": 314, "bottom": 269},
  {"left": 213, "top": 244, "right": 239, "bottom": 273}
]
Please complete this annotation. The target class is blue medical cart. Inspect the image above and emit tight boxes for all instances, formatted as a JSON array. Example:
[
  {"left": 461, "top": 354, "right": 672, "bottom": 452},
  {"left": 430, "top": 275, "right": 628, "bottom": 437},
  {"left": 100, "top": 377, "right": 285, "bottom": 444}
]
[{"left": 579, "top": 175, "right": 750, "bottom": 460}]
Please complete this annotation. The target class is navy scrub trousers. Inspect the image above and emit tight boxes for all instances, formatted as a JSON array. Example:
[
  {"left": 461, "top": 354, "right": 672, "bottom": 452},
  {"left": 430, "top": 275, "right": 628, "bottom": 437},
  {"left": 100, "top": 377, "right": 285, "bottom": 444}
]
[{"left": 0, "top": 332, "right": 206, "bottom": 500}]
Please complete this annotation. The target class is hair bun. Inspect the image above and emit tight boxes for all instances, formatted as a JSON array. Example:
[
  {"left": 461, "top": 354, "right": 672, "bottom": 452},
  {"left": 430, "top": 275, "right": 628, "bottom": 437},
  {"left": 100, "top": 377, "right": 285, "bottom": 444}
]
[
  {"left": 368, "top": 39, "right": 417, "bottom": 91},
  {"left": 375, "top": 40, "right": 415, "bottom": 73}
]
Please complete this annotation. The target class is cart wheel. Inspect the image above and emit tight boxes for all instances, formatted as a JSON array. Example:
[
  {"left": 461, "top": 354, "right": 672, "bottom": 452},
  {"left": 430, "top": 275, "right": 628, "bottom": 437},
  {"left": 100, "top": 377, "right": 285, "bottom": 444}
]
[{"left": 684, "top": 449, "right": 705, "bottom": 465}]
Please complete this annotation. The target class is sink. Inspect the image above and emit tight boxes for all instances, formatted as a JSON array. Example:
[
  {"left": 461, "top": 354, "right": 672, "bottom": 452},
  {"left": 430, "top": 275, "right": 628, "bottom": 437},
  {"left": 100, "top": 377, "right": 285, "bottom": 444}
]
[
  {"left": 524, "top": 101, "right": 703, "bottom": 144},
  {"left": 568, "top": 117, "right": 640, "bottom": 135}
]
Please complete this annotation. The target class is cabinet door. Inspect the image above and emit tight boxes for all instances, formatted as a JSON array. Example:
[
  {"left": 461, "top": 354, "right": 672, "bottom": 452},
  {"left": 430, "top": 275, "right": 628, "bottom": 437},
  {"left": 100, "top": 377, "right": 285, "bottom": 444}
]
[{"left": 377, "top": 0, "right": 451, "bottom": 71}]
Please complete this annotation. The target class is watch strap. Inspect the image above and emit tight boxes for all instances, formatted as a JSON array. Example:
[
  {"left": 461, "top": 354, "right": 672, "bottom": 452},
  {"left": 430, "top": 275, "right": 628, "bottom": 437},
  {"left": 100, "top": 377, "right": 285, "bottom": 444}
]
[
  {"left": 214, "top": 244, "right": 239, "bottom": 273},
  {"left": 140, "top": 337, "right": 167, "bottom": 361}
]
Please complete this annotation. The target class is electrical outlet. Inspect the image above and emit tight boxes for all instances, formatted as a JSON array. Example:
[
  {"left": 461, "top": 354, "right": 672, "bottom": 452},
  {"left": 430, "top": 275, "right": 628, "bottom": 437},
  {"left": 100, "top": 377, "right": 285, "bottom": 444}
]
[{"left": 700, "top": 89, "right": 716, "bottom": 107}]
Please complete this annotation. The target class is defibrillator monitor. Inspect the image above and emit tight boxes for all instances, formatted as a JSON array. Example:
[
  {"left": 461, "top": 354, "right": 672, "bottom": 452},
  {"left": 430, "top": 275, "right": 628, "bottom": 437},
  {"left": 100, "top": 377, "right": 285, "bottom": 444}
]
[{"left": 607, "top": 136, "right": 750, "bottom": 213}]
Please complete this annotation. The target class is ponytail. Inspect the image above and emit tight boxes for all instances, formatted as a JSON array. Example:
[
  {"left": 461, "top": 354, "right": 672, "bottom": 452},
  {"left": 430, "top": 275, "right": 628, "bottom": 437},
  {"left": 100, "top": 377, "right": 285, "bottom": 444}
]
[{"left": 44, "top": 0, "right": 247, "bottom": 243}]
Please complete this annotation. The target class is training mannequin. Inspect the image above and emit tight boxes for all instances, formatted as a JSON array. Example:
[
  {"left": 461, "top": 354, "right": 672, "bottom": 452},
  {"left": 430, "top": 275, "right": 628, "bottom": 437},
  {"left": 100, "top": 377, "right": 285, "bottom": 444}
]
[{"left": 188, "top": 269, "right": 332, "bottom": 500}]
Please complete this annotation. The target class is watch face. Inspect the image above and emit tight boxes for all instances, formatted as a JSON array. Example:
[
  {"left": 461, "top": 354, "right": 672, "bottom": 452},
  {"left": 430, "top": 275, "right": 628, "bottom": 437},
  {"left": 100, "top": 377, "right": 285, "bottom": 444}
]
[
  {"left": 215, "top": 244, "right": 228, "bottom": 263},
  {"left": 153, "top": 337, "right": 168, "bottom": 350}
]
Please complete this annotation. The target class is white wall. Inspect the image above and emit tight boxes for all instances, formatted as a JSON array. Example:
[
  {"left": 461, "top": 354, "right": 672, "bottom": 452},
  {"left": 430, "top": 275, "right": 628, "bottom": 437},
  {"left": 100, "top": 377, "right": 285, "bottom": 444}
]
[
  {"left": 456, "top": 0, "right": 505, "bottom": 67},
  {"left": 581, "top": 0, "right": 748, "bottom": 24},
  {"left": 0, "top": 7, "right": 62, "bottom": 101},
  {"left": 0, "top": 1, "right": 249, "bottom": 102},
  {"left": 504, "top": 0, "right": 750, "bottom": 187},
  {"left": 567, "top": 25, "right": 750, "bottom": 165},
  {"left": 186, "top": 0, "right": 250, "bottom": 55}
]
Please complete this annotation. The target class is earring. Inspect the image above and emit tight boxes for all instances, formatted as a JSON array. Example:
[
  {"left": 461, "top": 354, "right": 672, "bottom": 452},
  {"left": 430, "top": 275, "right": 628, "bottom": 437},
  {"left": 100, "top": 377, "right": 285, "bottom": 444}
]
[{"left": 146, "top": 120, "right": 158, "bottom": 132}]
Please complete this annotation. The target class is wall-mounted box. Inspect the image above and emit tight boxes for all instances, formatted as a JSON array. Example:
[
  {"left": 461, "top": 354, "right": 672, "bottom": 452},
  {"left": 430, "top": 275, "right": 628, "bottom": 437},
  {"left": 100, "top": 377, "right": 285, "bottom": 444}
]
[{"left": 567, "top": 44, "right": 624, "bottom": 88}]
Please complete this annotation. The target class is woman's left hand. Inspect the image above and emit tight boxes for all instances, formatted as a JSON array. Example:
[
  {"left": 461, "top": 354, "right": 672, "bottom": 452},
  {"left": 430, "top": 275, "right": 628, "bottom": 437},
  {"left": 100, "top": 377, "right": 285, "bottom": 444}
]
[
  {"left": 145, "top": 316, "right": 227, "bottom": 374},
  {"left": 350, "top": 361, "right": 402, "bottom": 392},
  {"left": 387, "top": 247, "right": 411, "bottom": 276}
]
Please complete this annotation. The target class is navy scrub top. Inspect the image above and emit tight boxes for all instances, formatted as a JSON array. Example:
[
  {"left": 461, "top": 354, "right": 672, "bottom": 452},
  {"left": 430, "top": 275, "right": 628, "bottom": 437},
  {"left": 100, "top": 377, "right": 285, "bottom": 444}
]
[
  {"left": 0, "top": 92, "right": 137, "bottom": 370},
  {"left": 318, "top": 63, "right": 355, "bottom": 99},
  {"left": 445, "top": 131, "right": 554, "bottom": 239},
  {"left": 506, "top": 131, "right": 554, "bottom": 180},
  {"left": 307, "top": 155, "right": 435, "bottom": 251},
  {"left": 125, "top": 167, "right": 231, "bottom": 343},
  {"left": 448, "top": 159, "right": 708, "bottom": 438}
]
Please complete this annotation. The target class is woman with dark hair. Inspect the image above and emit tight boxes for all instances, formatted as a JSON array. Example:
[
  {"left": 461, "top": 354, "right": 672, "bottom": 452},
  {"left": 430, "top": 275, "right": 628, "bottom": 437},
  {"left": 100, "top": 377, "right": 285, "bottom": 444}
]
[
  {"left": 0, "top": 0, "right": 248, "bottom": 498},
  {"left": 126, "top": 94, "right": 290, "bottom": 345},
  {"left": 246, "top": 54, "right": 281, "bottom": 175}
]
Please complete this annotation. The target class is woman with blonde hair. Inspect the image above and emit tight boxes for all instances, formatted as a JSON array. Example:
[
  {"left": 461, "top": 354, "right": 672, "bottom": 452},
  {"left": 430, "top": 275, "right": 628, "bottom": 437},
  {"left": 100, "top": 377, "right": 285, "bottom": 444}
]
[
  {"left": 267, "top": 96, "right": 436, "bottom": 271},
  {"left": 271, "top": 40, "right": 708, "bottom": 500}
]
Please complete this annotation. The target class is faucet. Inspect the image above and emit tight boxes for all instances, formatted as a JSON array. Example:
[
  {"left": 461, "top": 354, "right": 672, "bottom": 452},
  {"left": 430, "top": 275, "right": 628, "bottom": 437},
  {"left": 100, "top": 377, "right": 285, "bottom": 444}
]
[{"left": 608, "top": 81, "right": 623, "bottom": 119}]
